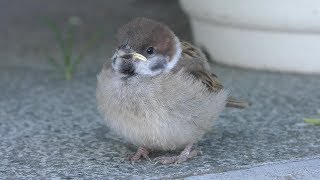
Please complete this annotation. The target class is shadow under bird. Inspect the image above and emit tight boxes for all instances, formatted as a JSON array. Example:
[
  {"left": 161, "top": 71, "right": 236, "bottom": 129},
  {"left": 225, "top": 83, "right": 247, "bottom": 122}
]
[{"left": 96, "top": 17, "right": 249, "bottom": 164}]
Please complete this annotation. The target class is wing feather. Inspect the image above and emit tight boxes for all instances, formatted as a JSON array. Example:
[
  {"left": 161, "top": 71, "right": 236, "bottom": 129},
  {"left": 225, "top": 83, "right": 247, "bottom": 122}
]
[{"left": 179, "top": 41, "right": 250, "bottom": 108}]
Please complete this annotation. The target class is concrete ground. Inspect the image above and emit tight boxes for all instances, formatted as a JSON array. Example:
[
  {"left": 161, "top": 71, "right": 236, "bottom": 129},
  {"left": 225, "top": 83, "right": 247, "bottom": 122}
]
[
  {"left": 1, "top": 0, "right": 320, "bottom": 179},
  {"left": 187, "top": 159, "right": 320, "bottom": 180}
]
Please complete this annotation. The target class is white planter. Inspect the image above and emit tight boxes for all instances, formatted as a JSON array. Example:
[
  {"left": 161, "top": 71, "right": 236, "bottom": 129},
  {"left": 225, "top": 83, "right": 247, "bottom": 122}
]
[{"left": 180, "top": 0, "right": 320, "bottom": 74}]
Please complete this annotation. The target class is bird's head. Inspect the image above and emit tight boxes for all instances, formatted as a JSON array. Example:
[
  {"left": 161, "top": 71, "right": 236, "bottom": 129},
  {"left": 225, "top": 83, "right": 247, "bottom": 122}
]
[{"left": 111, "top": 17, "right": 182, "bottom": 77}]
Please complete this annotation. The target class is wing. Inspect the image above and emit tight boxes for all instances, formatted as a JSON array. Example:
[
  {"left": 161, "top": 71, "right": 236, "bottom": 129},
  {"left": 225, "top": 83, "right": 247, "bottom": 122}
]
[
  {"left": 179, "top": 41, "right": 250, "bottom": 109},
  {"left": 190, "top": 70, "right": 224, "bottom": 92},
  {"left": 179, "top": 41, "right": 223, "bottom": 92}
]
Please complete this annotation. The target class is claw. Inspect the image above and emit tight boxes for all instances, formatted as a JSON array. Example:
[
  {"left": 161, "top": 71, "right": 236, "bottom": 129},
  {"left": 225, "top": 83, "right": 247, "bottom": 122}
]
[
  {"left": 128, "top": 146, "right": 150, "bottom": 163},
  {"left": 154, "top": 143, "right": 199, "bottom": 165}
]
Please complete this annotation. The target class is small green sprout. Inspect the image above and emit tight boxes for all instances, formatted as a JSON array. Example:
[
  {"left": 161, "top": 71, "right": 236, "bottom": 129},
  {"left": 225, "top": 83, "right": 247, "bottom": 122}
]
[
  {"left": 304, "top": 109, "right": 320, "bottom": 125},
  {"left": 304, "top": 118, "right": 320, "bottom": 125},
  {"left": 44, "top": 16, "right": 100, "bottom": 80}
]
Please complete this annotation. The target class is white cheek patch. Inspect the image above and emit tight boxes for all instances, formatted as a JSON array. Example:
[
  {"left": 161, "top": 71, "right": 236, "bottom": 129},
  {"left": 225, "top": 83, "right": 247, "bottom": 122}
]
[
  {"left": 111, "top": 52, "right": 118, "bottom": 70},
  {"left": 134, "top": 57, "right": 163, "bottom": 76},
  {"left": 165, "top": 36, "right": 182, "bottom": 72},
  {"left": 111, "top": 50, "right": 127, "bottom": 72},
  {"left": 134, "top": 35, "right": 182, "bottom": 77}
]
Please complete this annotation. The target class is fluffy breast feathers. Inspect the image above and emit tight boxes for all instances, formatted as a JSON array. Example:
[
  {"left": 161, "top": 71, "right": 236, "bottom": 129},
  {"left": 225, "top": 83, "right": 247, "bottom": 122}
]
[{"left": 96, "top": 68, "right": 228, "bottom": 150}]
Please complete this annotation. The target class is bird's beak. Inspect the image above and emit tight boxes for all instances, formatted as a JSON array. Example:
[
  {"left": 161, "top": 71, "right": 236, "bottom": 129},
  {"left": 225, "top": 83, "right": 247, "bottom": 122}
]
[{"left": 129, "top": 52, "right": 147, "bottom": 61}]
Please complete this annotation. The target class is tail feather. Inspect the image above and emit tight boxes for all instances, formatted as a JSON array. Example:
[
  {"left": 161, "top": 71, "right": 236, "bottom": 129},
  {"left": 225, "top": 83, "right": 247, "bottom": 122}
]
[{"left": 226, "top": 97, "right": 251, "bottom": 109}]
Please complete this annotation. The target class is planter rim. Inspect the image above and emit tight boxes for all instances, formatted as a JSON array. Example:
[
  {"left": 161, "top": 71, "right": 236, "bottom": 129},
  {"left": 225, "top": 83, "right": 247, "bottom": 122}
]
[{"left": 180, "top": 0, "right": 320, "bottom": 33}]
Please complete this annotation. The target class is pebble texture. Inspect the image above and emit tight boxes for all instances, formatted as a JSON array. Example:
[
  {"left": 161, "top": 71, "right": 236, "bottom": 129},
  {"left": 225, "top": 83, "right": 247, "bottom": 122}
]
[{"left": 1, "top": 0, "right": 320, "bottom": 179}]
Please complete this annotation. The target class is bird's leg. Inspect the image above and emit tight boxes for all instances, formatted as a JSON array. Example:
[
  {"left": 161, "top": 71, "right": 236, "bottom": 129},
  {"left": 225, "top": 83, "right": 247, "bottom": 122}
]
[
  {"left": 154, "top": 143, "right": 198, "bottom": 164},
  {"left": 129, "top": 146, "right": 150, "bottom": 163}
]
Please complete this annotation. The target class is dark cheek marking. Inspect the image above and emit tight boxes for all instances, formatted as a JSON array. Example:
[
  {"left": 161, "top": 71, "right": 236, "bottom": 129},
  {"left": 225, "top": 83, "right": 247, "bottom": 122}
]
[
  {"left": 150, "top": 62, "right": 166, "bottom": 71},
  {"left": 112, "top": 56, "right": 116, "bottom": 65},
  {"left": 120, "top": 61, "right": 135, "bottom": 76}
]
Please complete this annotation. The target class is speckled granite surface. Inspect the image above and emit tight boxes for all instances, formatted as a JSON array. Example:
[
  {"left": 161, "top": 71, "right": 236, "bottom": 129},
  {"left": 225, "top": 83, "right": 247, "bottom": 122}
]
[
  {"left": 1, "top": 0, "right": 320, "bottom": 179},
  {"left": 1, "top": 64, "right": 320, "bottom": 179}
]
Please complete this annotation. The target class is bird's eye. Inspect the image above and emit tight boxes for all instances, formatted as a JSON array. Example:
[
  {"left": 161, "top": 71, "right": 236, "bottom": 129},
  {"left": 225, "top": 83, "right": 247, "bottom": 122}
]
[{"left": 146, "top": 47, "right": 155, "bottom": 55}]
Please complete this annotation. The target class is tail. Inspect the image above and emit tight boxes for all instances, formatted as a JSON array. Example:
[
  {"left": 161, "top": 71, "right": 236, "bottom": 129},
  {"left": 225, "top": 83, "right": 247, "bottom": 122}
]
[{"left": 226, "top": 97, "right": 251, "bottom": 109}]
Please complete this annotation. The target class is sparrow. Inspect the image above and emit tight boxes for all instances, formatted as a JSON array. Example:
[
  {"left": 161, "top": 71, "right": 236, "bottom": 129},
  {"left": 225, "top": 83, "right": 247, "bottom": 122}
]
[{"left": 96, "top": 17, "right": 249, "bottom": 164}]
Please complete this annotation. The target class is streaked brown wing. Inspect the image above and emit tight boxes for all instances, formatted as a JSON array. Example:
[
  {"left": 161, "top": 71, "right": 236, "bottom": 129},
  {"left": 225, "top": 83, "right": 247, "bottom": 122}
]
[
  {"left": 180, "top": 41, "right": 224, "bottom": 92},
  {"left": 180, "top": 41, "right": 250, "bottom": 109},
  {"left": 190, "top": 71, "right": 224, "bottom": 92}
]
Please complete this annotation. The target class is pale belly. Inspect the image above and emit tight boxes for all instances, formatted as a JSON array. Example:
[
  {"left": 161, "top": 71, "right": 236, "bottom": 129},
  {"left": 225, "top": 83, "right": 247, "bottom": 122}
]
[
  {"left": 96, "top": 68, "right": 227, "bottom": 150},
  {"left": 103, "top": 98, "right": 205, "bottom": 151}
]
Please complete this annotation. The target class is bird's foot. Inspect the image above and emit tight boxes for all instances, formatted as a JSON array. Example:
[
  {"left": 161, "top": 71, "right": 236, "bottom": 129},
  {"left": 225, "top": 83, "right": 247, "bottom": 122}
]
[
  {"left": 154, "top": 143, "right": 199, "bottom": 164},
  {"left": 128, "top": 146, "right": 150, "bottom": 163}
]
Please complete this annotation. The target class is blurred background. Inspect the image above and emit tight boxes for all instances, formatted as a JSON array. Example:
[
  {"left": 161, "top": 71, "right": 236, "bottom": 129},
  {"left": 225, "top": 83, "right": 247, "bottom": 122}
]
[{"left": 0, "top": 0, "right": 193, "bottom": 75}]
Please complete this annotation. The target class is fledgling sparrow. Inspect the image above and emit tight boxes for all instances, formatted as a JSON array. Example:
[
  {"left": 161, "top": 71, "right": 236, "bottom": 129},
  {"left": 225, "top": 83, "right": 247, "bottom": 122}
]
[{"left": 96, "top": 17, "right": 249, "bottom": 164}]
